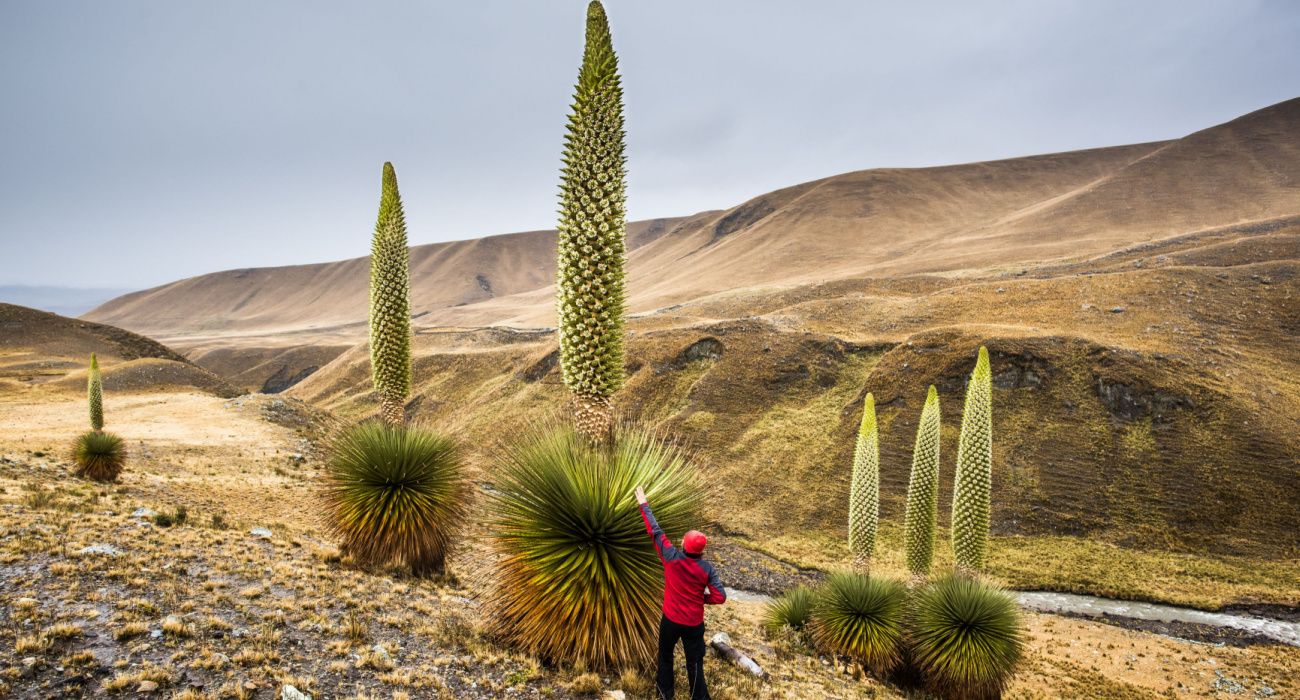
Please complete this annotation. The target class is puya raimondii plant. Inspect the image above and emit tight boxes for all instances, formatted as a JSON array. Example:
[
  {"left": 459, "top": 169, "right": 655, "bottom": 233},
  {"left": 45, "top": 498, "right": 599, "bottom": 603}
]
[
  {"left": 952, "top": 346, "right": 993, "bottom": 575},
  {"left": 321, "top": 162, "right": 467, "bottom": 577},
  {"left": 369, "top": 162, "right": 413, "bottom": 426},
  {"left": 73, "top": 353, "right": 126, "bottom": 481},
  {"left": 556, "top": 0, "right": 628, "bottom": 444},
  {"left": 903, "top": 385, "right": 942, "bottom": 582},
  {"left": 849, "top": 392, "right": 879, "bottom": 573}
]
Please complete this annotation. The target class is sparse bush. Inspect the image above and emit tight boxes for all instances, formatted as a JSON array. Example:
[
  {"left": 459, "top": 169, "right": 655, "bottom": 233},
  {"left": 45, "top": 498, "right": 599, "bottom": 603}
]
[
  {"left": 323, "top": 421, "right": 467, "bottom": 576},
  {"left": 556, "top": 0, "right": 628, "bottom": 443},
  {"left": 952, "top": 347, "right": 993, "bottom": 574},
  {"left": 488, "top": 425, "right": 701, "bottom": 669},
  {"left": 763, "top": 585, "right": 816, "bottom": 636},
  {"left": 72, "top": 430, "right": 126, "bottom": 482},
  {"left": 903, "top": 386, "right": 941, "bottom": 580},
  {"left": 810, "top": 572, "right": 906, "bottom": 675},
  {"left": 849, "top": 392, "right": 879, "bottom": 572},
  {"left": 909, "top": 575, "right": 1024, "bottom": 699}
]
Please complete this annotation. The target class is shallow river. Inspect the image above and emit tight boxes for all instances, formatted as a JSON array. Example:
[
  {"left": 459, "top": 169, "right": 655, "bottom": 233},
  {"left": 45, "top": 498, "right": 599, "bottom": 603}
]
[{"left": 726, "top": 588, "right": 1300, "bottom": 647}]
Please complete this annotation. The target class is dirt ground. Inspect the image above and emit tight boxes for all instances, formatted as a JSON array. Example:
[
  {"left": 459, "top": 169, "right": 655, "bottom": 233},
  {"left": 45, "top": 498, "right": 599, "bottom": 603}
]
[{"left": 1, "top": 390, "right": 1296, "bottom": 698}]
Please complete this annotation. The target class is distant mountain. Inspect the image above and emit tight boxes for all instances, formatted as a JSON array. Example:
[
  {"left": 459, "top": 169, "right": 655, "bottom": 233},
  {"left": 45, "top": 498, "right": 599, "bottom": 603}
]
[
  {"left": 0, "top": 285, "right": 132, "bottom": 317},
  {"left": 87, "top": 98, "right": 1300, "bottom": 338}
]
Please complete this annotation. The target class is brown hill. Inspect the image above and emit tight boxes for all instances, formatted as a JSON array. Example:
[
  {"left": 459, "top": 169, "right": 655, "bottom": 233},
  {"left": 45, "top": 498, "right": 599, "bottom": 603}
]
[
  {"left": 80, "top": 99, "right": 1300, "bottom": 563},
  {"left": 0, "top": 303, "right": 238, "bottom": 397}
]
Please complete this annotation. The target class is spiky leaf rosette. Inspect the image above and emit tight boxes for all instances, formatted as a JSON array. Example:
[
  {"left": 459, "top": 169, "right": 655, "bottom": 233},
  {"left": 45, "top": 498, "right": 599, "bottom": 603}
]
[
  {"left": 369, "top": 162, "right": 412, "bottom": 426},
  {"left": 87, "top": 353, "right": 103, "bottom": 431},
  {"left": 910, "top": 576, "right": 1024, "bottom": 699},
  {"left": 323, "top": 421, "right": 467, "bottom": 576},
  {"left": 72, "top": 429, "right": 125, "bottom": 482},
  {"left": 556, "top": 1, "right": 628, "bottom": 442},
  {"left": 903, "top": 386, "right": 942, "bottom": 580},
  {"left": 763, "top": 585, "right": 816, "bottom": 637},
  {"left": 849, "top": 392, "right": 879, "bottom": 572},
  {"left": 953, "top": 347, "right": 993, "bottom": 574},
  {"left": 810, "top": 572, "right": 906, "bottom": 675},
  {"left": 488, "top": 425, "right": 701, "bottom": 670}
]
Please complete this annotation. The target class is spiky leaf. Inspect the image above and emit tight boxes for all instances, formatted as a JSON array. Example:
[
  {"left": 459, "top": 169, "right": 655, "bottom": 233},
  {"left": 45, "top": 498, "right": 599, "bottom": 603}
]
[
  {"left": 488, "top": 425, "right": 701, "bottom": 670},
  {"left": 763, "top": 586, "right": 816, "bottom": 637},
  {"left": 810, "top": 572, "right": 906, "bottom": 674},
  {"left": 556, "top": 0, "right": 627, "bottom": 412},
  {"left": 904, "top": 386, "right": 942, "bottom": 578},
  {"left": 953, "top": 347, "right": 993, "bottom": 573},
  {"left": 87, "top": 353, "right": 103, "bottom": 431},
  {"left": 72, "top": 429, "right": 125, "bottom": 482},
  {"left": 849, "top": 392, "right": 879, "bottom": 568},
  {"left": 369, "top": 162, "right": 412, "bottom": 423},
  {"left": 910, "top": 575, "right": 1024, "bottom": 699},
  {"left": 323, "top": 421, "right": 467, "bottom": 576}
]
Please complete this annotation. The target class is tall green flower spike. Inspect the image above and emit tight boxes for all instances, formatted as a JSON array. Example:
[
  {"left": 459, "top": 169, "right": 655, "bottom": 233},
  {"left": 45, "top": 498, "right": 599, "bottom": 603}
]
[
  {"left": 88, "top": 353, "right": 103, "bottom": 431},
  {"left": 369, "top": 162, "right": 412, "bottom": 425},
  {"left": 849, "top": 392, "right": 879, "bottom": 572},
  {"left": 556, "top": 0, "right": 627, "bottom": 443},
  {"left": 904, "top": 386, "right": 942, "bottom": 581},
  {"left": 953, "top": 346, "right": 993, "bottom": 574}
]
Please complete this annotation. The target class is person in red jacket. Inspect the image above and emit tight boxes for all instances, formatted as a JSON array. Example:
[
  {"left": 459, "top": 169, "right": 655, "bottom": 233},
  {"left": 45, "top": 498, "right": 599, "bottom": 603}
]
[{"left": 636, "top": 485, "right": 727, "bottom": 700}]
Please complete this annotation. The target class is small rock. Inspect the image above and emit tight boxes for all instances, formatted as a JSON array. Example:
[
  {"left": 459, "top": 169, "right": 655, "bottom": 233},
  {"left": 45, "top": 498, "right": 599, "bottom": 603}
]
[
  {"left": 150, "top": 629, "right": 163, "bottom": 638},
  {"left": 132, "top": 508, "right": 157, "bottom": 518},
  {"left": 78, "top": 544, "right": 121, "bottom": 556},
  {"left": 603, "top": 691, "right": 626, "bottom": 700},
  {"left": 137, "top": 680, "right": 159, "bottom": 693},
  {"left": 282, "top": 685, "right": 312, "bottom": 700},
  {"left": 249, "top": 527, "right": 273, "bottom": 539},
  {"left": 371, "top": 643, "right": 391, "bottom": 660},
  {"left": 996, "top": 287, "right": 1005, "bottom": 293},
  {"left": 1110, "top": 306, "right": 1125, "bottom": 313}
]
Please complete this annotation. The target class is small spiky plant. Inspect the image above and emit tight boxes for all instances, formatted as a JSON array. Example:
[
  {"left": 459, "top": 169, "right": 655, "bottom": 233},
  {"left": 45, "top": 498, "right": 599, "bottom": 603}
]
[
  {"left": 909, "top": 575, "right": 1024, "bottom": 699},
  {"left": 556, "top": 0, "right": 628, "bottom": 444},
  {"left": 73, "top": 353, "right": 126, "bottom": 481},
  {"left": 323, "top": 421, "right": 467, "bottom": 576},
  {"left": 88, "top": 353, "right": 103, "bottom": 431},
  {"left": 489, "top": 425, "right": 701, "bottom": 669},
  {"left": 849, "top": 392, "right": 879, "bottom": 573},
  {"left": 953, "top": 347, "right": 993, "bottom": 575},
  {"left": 763, "top": 586, "right": 816, "bottom": 637},
  {"left": 73, "top": 430, "right": 126, "bottom": 482},
  {"left": 811, "top": 572, "right": 907, "bottom": 675},
  {"left": 369, "top": 162, "right": 413, "bottom": 426},
  {"left": 903, "top": 386, "right": 942, "bottom": 582}
]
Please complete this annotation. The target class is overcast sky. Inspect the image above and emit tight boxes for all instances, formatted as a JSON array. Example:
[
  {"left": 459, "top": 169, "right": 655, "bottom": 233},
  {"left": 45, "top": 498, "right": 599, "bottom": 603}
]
[{"left": 1, "top": 1, "right": 1297, "bottom": 290}]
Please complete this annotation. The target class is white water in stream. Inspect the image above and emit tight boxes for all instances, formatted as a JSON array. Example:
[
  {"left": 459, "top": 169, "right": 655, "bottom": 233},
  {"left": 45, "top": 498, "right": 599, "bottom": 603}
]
[{"left": 727, "top": 589, "right": 1300, "bottom": 647}]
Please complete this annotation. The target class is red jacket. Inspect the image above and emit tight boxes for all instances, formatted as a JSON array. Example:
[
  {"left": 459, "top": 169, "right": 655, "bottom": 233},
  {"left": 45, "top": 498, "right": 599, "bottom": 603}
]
[{"left": 640, "top": 502, "right": 726, "bottom": 626}]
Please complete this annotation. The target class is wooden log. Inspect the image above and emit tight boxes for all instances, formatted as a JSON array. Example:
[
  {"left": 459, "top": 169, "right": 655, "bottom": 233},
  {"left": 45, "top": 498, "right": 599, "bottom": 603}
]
[{"left": 709, "top": 632, "right": 767, "bottom": 679}]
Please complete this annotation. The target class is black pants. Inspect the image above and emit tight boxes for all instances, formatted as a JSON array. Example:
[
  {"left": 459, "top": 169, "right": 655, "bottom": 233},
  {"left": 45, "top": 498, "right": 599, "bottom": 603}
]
[{"left": 656, "top": 615, "right": 709, "bottom": 700}]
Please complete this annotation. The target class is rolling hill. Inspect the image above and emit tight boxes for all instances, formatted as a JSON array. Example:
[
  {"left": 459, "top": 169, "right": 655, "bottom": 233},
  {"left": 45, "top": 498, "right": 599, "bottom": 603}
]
[
  {"left": 80, "top": 98, "right": 1300, "bottom": 563},
  {"left": 0, "top": 303, "right": 238, "bottom": 398}
]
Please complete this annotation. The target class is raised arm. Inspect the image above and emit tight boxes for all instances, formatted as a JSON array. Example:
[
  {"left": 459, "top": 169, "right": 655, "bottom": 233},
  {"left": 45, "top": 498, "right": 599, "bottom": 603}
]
[{"left": 636, "top": 485, "right": 678, "bottom": 561}]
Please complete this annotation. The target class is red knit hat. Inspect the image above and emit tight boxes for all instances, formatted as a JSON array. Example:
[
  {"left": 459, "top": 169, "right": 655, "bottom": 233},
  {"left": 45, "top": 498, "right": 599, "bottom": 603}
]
[{"left": 683, "top": 530, "right": 707, "bottom": 555}]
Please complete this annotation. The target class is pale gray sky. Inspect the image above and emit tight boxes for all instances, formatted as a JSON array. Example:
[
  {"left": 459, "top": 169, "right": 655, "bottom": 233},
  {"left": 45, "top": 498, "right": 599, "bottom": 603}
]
[{"left": 2, "top": 0, "right": 1298, "bottom": 290}]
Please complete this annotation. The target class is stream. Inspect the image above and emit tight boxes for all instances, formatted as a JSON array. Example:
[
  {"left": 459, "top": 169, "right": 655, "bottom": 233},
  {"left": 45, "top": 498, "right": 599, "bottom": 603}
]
[{"left": 726, "top": 588, "right": 1300, "bottom": 647}]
